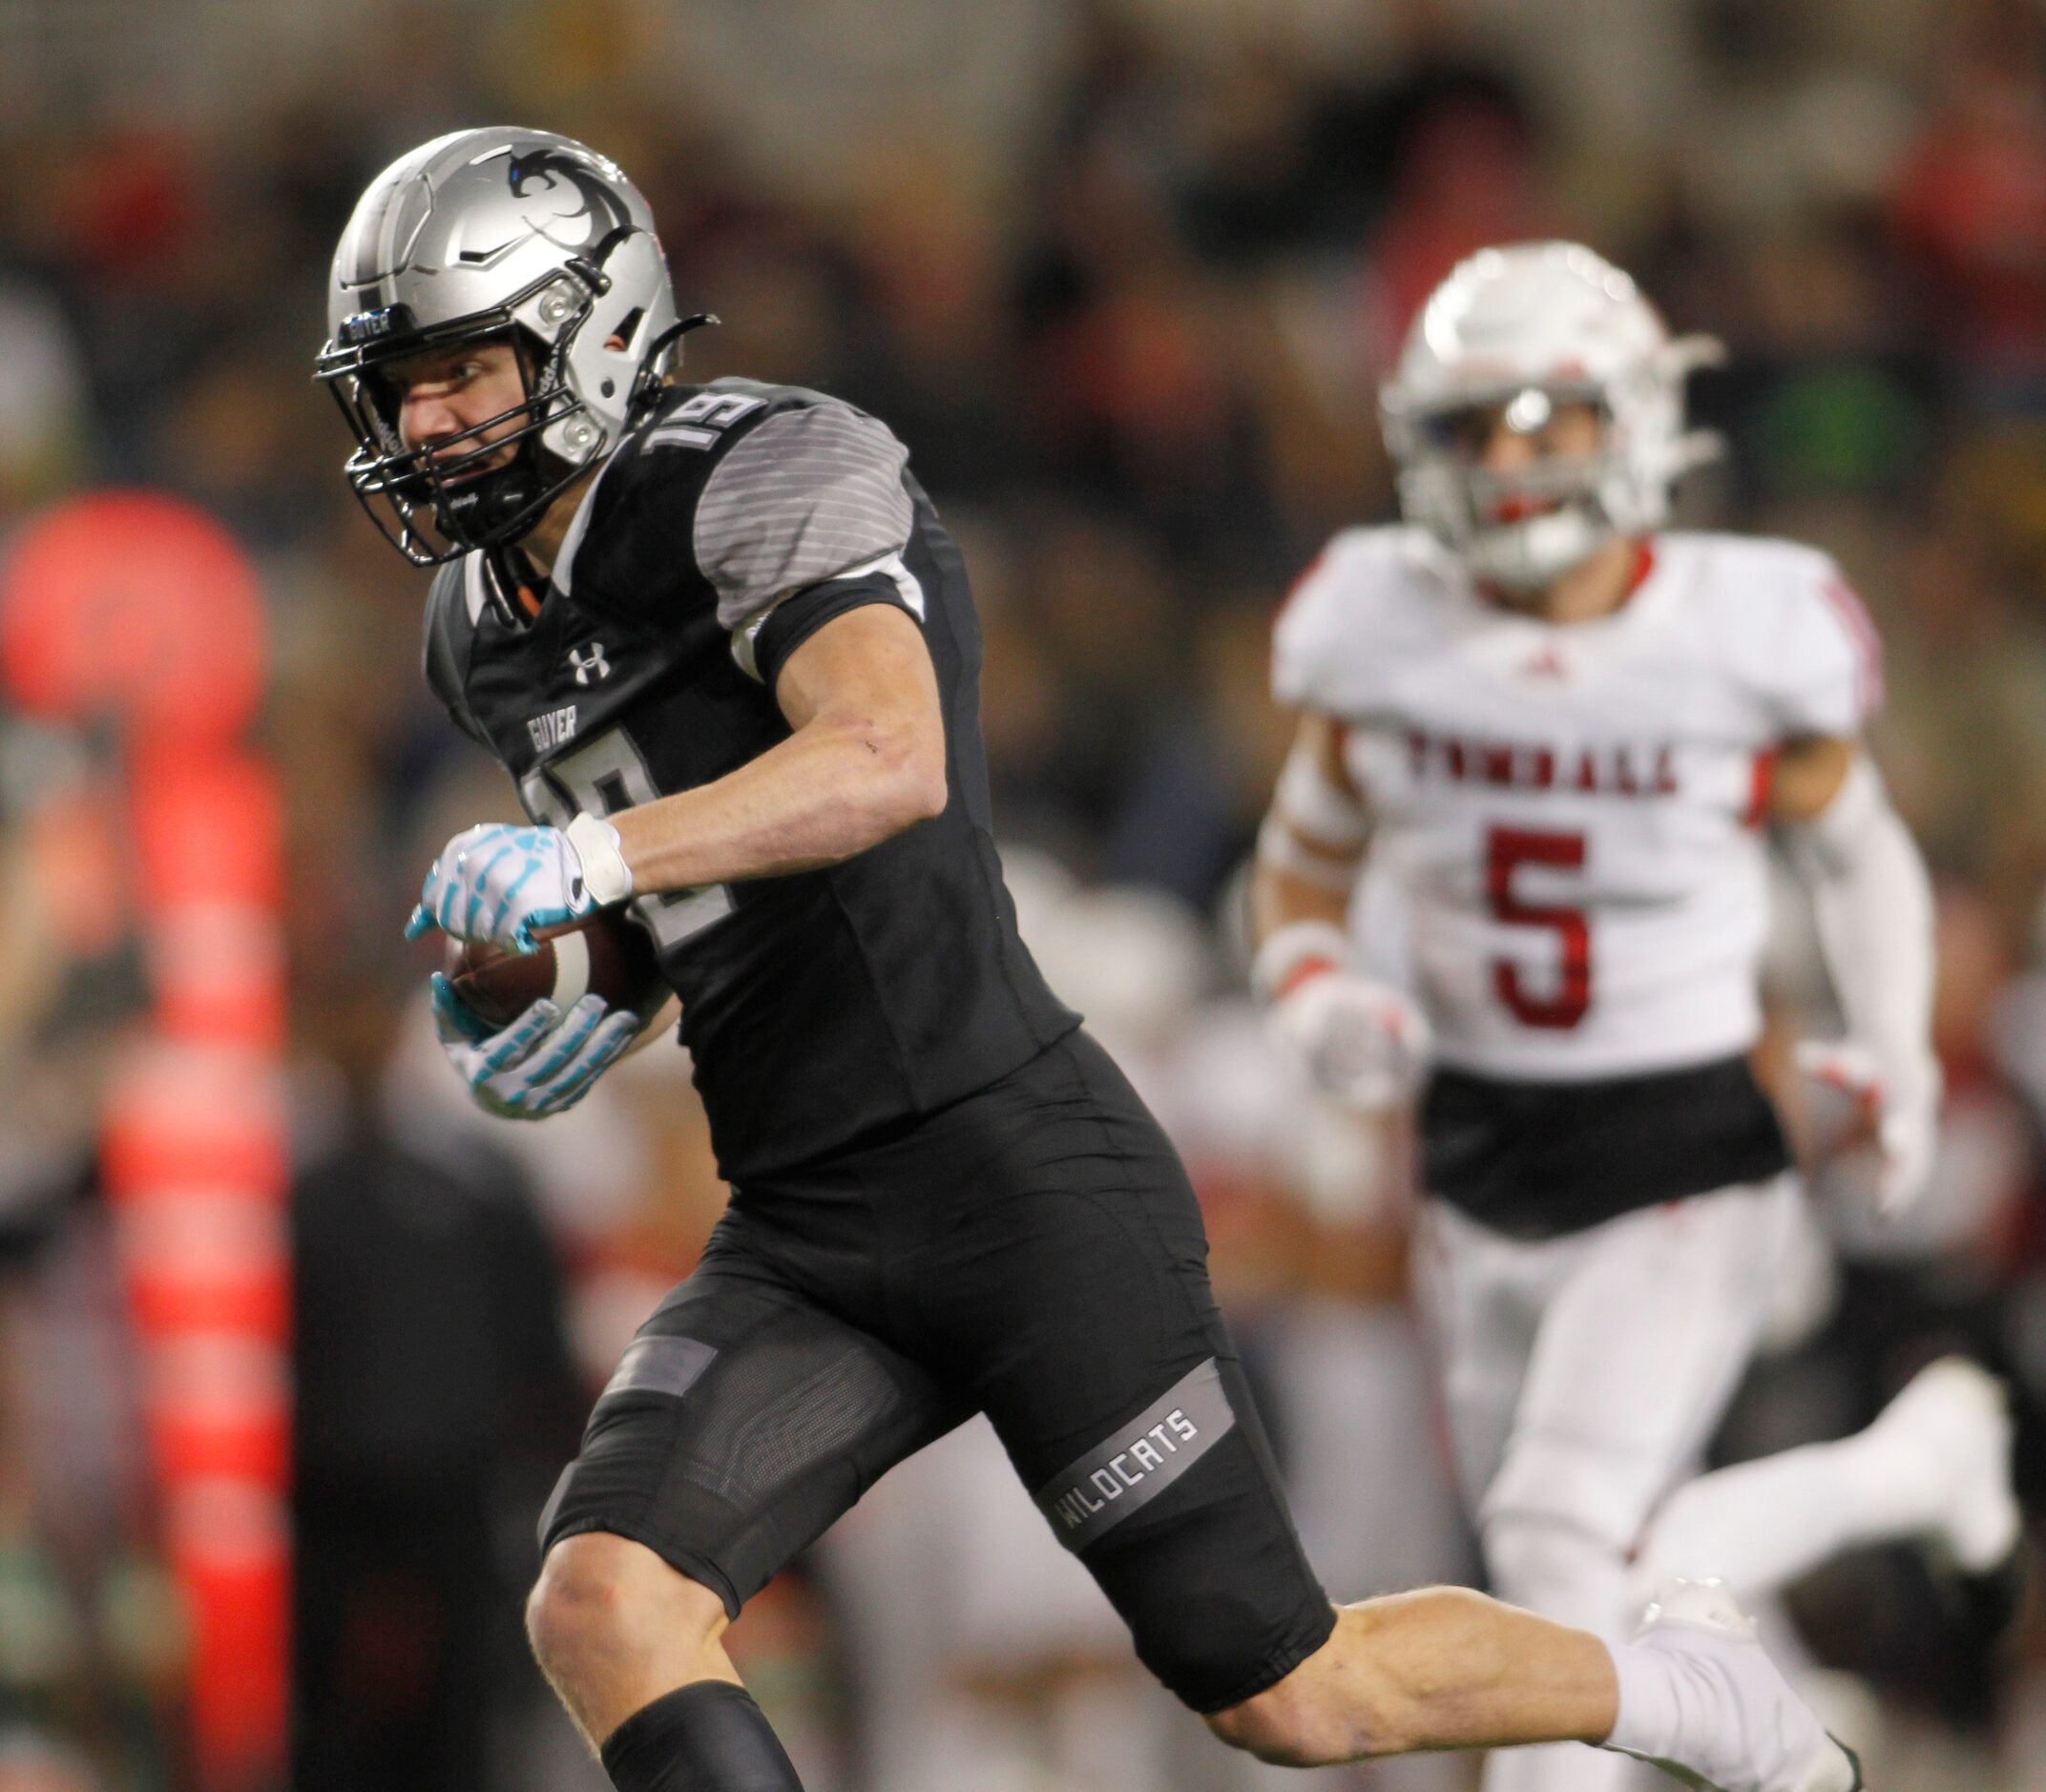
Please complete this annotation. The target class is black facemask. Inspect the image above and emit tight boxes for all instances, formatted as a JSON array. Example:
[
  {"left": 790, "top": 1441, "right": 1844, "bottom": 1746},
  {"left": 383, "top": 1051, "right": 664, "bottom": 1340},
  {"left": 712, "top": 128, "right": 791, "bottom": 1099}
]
[{"left": 319, "top": 313, "right": 590, "bottom": 568}]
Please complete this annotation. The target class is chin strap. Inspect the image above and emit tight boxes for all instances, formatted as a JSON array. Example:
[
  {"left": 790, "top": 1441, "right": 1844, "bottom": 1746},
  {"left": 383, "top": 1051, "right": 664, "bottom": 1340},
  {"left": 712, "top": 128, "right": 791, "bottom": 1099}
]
[
  {"left": 482, "top": 546, "right": 545, "bottom": 627},
  {"left": 628, "top": 312, "right": 721, "bottom": 420}
]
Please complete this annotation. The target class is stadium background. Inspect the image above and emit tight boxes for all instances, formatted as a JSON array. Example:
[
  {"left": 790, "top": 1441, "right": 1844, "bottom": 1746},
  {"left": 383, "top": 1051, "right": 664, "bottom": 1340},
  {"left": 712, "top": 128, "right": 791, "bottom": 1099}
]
[{"left": 0, "top": 0, "right": 2042, "bottom": 1787}]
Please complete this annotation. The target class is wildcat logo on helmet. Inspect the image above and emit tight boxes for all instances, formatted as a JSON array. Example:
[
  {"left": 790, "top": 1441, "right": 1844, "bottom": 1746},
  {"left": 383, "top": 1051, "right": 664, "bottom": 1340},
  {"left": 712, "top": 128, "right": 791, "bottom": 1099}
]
[{"left": 503, "top": 146, "right": 636, "bottom": 253}]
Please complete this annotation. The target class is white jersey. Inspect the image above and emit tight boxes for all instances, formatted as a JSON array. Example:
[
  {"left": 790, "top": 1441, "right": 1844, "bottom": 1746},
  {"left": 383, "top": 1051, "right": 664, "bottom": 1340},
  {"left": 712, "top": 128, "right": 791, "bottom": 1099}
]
[{"left": 1274, "top": 527, "right": 1881, "bottom": 1082}]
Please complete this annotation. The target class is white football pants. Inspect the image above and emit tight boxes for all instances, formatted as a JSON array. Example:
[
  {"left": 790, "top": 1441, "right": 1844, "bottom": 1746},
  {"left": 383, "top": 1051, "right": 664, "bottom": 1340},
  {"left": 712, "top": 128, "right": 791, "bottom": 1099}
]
[{"left": 1416, "top": 1176, "right": 1803, "bottom": 1792}]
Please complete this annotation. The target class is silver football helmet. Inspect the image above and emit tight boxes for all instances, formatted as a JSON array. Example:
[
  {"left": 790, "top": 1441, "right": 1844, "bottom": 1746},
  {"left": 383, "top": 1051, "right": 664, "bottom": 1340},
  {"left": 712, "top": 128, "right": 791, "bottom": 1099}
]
[
  {"left": 316, "top": 127, "right": 699, "bottom": 565},
  {"left": 1380, "top": 242, "right": 1722, "bottom": 592}
]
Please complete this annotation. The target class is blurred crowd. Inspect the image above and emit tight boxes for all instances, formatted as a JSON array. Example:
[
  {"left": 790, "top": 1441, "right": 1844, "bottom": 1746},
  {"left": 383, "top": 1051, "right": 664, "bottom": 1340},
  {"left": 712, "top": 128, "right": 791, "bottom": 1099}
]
[{"left": 2, "top": 0, "right": 2046, "bottom": 1787}]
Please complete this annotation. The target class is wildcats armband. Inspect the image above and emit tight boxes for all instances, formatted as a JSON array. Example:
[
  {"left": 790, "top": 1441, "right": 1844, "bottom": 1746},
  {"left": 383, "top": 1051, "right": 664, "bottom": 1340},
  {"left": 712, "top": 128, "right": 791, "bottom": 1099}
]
[
  {"left": 1273, "top": 733, "right": 1369, "bottom": 850},
  {"left": 1255, "top": 815, "right": 1358, "bottom": 892},
  {"left": 1258, "top": 732, "right": 1369, "bottom": 891}
]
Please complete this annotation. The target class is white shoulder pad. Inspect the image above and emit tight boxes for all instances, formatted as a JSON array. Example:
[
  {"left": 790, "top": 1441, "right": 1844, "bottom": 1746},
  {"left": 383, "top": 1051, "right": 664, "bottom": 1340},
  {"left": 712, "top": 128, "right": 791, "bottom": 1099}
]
[
  {"left": 1683, "top": 532, "right": 1884, "bottom": 740},
  {"left": 695, "top": 401, "right": 914, "bottom": 635},
  {"left": 1271, "top": 526, "right": 1446, "bottom": 716}
]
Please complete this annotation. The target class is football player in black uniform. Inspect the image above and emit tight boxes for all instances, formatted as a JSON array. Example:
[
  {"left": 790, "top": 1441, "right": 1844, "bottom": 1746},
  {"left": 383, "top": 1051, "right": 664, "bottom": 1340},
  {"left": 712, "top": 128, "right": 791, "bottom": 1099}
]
[{"left": 316, "top": 129, "right": 1860, "bottom": 1792}]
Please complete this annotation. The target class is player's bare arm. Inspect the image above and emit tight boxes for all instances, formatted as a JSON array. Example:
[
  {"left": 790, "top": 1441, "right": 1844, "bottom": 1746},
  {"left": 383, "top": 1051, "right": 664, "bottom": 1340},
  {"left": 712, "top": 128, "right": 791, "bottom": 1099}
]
[
  {"left": 1250, "top": 711, "right": 1367, "bottom": 939},
  {"left": 461, "top": 609, "right": 942, "bottom": 1029},
  {"left": 1247, "top": 710, "right": 1432, "bottom": 1111},
  {"left": 606, "top": 603, "right": 946, "bottom": 896},
  {"left": 1767, "top": 733, "right": 1855, "bottom": 822},
  {"left": 401, "top": 602, "right": 947, "bottom": 1102}
]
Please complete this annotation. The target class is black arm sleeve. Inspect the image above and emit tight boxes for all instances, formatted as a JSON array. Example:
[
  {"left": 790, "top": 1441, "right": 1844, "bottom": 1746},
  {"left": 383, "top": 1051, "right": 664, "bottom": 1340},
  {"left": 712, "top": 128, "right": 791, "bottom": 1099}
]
[{"left": 754, "top": 571, "right": 923, "bottom": 696}]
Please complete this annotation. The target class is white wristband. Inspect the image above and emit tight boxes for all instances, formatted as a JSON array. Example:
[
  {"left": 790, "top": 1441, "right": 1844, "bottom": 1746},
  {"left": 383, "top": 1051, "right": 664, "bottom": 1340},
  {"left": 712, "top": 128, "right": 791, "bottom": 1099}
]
[
  {"left": 1249, "top": 919, "right": 1351, "bottom": 1008},
  {"left": 1256, "top": 815, "right": 1360, "bottom": 893},
  {"left": 1603, "top": 1638, "right": 1681, "bottom": 1761},
  {"left": 565, "top": 812, "right": 635, "bottom": 906}
]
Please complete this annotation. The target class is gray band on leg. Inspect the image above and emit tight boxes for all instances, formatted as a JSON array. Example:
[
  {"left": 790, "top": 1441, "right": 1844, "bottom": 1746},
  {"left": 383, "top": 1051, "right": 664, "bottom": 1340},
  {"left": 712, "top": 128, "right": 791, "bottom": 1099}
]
[{"left": 1033, "top": 1358, "right": 1236, "bottom": 1550}]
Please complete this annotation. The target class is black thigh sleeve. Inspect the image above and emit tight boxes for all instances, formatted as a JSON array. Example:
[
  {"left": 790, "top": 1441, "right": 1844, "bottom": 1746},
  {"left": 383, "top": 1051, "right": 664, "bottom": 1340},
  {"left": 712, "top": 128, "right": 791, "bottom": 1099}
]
[
  {"left": 543, "top": 1031, "right": 1335, "bottom": 1714},
  {"left": 858, "top": 1031, "right": 1338, "bottom": 1712},
  {"left": 538, "top": 1256, "right": 968, "bottom": 1615}
]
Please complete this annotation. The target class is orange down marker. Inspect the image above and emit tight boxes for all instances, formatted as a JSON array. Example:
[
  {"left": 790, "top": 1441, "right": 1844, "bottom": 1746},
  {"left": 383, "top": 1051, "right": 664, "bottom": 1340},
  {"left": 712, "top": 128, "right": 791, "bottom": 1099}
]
[{"left": 1, "top": 492, "right": 288, "bottom": 1792}]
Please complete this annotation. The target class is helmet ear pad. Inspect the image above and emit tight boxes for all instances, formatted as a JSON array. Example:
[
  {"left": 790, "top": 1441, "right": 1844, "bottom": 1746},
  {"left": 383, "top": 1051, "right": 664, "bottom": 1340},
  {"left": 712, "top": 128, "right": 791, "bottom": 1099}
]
[{"left": 586, "top": 231, "right": 682, "bottom": 394}]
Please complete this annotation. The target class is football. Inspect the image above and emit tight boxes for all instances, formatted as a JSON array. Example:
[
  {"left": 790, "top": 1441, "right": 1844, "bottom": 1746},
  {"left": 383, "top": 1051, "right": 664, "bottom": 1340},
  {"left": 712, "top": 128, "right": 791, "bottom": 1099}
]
[{"left": 445, "top": 909, "right": 669, "bottom": 1032}]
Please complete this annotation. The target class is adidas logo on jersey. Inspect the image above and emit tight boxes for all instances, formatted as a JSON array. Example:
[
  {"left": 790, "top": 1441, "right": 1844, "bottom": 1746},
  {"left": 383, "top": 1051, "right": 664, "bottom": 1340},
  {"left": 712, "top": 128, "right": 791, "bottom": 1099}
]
[
  {"left": 528, "top": 704, "right": 579, "bottom": 754},
  {"left": 1406, "top": 727, "right": 1680, "bottom": 799}
]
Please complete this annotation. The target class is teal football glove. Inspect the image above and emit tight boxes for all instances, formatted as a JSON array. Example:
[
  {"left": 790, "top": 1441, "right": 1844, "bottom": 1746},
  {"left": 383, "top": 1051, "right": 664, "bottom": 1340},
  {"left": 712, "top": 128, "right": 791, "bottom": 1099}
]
[
  {"left": 407, "top": 817, "right": 632, "bottom": 953},
  {"left": 430, "top": 977, "right": 638, "bottom": 1119}
]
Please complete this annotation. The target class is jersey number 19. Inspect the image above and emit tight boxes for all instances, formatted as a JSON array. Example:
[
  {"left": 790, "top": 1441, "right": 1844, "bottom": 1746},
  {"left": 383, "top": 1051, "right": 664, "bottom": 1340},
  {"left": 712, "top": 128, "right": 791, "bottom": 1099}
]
[{"left": 521, "top": 730, "right": 735, "bottom": 950}]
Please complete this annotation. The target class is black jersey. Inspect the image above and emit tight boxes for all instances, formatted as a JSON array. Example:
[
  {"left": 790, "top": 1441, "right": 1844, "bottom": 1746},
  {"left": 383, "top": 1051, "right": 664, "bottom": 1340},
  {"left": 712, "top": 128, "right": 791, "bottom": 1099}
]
[{"left": 422, "top": 378, "right": 1078, "bottom": 1181}]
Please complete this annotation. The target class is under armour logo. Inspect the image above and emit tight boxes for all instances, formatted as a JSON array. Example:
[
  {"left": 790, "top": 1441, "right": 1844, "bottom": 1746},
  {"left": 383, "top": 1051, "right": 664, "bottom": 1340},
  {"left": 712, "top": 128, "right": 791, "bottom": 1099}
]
[
  {"left": 1521, "top": 646, "right": 1569, "bottom": 679},
  {"left": 569, "top": 642, "right": 612, "bottom": 684}
]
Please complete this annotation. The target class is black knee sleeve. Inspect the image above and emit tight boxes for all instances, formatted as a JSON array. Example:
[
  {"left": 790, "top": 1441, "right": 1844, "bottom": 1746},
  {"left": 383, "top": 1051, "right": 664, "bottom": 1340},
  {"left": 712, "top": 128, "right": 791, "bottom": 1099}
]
[{"left": 599, "top": 1681, "right": 803, "bottom": 1792}]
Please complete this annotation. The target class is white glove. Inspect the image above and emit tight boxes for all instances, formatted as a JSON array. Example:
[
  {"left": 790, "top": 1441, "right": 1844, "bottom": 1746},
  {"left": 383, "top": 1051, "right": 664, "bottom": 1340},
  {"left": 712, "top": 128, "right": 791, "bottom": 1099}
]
[
  {"left": 1252, "top": 920, "right": 1430, "bottom": 1112},
  {"left": 1793, "top": 1038, "right": 1942, "bottom": 1217},
  {"left": 429, "top": 976, "right": 639, "bottom": 1119},
  {"left": 406, "top": 817, "right": 633, "bottom": 953},
  {"left": 1269, "top": 970, "right": 1431, "bottom": 1112}
]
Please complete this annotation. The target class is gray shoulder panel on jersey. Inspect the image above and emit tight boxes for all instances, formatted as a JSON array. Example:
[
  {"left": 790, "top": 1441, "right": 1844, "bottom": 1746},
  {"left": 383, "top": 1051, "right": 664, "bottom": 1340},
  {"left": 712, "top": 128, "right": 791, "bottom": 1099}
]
[
  {"left": 693, "top": 401, "right": 914, "bottom": 635},
  {"left": 422, "top": 557, "right": 490, "bottom": 746}
]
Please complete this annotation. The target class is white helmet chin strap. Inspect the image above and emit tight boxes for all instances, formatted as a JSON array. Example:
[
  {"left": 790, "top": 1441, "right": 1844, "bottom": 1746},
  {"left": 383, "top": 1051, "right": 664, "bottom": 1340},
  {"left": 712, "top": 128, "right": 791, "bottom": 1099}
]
[{"left": 1464, "top": 505, "right": 1610, "bottom": 594}]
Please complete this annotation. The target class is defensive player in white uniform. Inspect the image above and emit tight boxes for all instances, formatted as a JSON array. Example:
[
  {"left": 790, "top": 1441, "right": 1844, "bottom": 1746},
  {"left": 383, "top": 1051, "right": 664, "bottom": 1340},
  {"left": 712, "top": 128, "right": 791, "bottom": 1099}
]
[{"left": 1252, "top": 243, "right": 2023, "bottom": 1791}]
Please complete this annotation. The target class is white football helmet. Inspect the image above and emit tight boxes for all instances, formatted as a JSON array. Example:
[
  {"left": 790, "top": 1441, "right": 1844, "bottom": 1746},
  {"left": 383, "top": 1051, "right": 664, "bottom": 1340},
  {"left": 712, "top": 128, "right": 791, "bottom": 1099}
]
[
  {"left": 315, "top": 127, "right": 702, "bottom": 565},
  {"left": 1380, "top": 242, "right": 1722, "bottom": 592}
]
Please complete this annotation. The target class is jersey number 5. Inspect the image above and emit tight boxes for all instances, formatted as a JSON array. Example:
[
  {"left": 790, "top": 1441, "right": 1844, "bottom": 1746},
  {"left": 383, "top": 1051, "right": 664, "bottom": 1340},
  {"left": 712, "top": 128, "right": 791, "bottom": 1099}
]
[{"left": 1486, "top": 825, "right": 1591, "bottom": 1030}]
